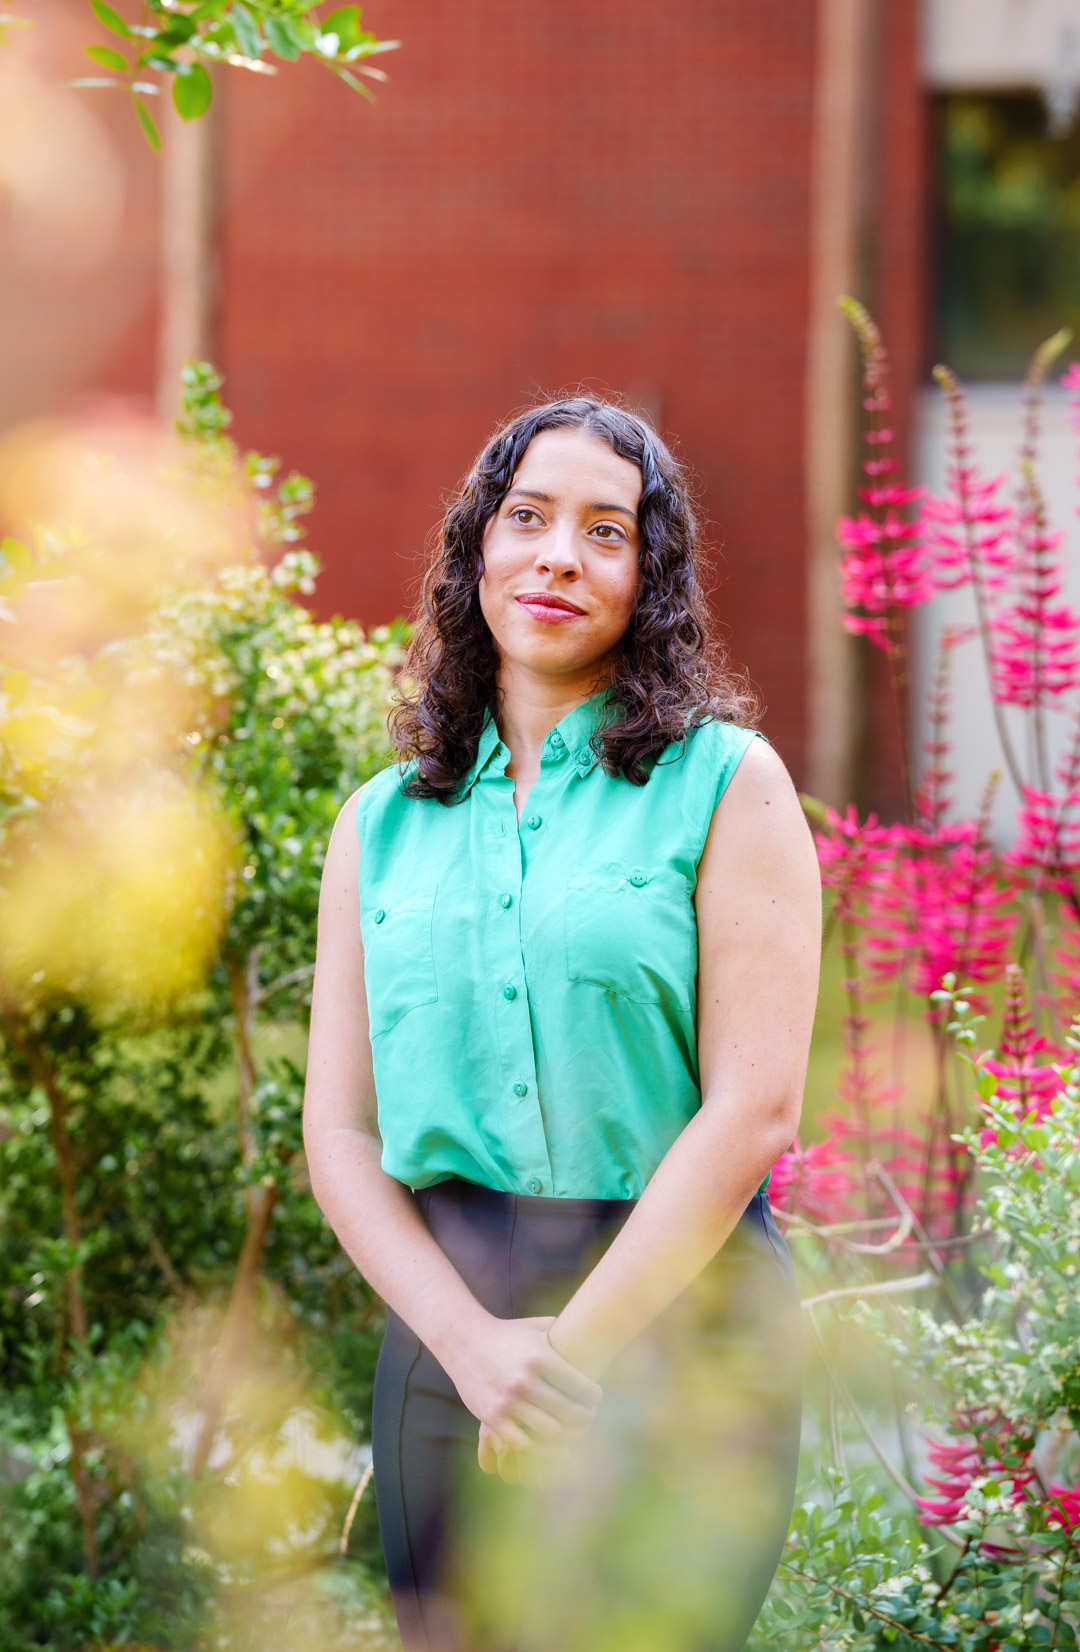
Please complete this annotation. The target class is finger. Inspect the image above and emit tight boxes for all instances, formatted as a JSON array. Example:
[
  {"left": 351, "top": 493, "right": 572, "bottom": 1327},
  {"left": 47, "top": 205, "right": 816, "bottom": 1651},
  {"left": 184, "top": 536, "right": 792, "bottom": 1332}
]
[
  {"left": 477, "top": 1427, "right": 498, "bottom": 1475},
  {"left": 510, "top": 1398, "right": 588, "bottom": 1443},
  {"left": 537, "top": 1348, "right": 604, "bottom": 1408},
  {"left": 495, "top": 1440, "right": 521, "bottom": 1486},
  {"left": 523, "top": 1377, "right": 599, "bottom": 1430},
  {"left": 491, "top": 1418, "right": 534, "bottom": 1455}
]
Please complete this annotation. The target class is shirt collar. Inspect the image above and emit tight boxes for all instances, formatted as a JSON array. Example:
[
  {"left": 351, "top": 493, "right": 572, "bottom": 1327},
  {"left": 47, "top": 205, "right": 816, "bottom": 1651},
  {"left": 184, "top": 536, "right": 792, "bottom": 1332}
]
[
  {"left": 459, "top": 689, "right": 613, "bottom": 796},
  {"left": 459, "top": 711, "right": 505, "bottom": 796}
]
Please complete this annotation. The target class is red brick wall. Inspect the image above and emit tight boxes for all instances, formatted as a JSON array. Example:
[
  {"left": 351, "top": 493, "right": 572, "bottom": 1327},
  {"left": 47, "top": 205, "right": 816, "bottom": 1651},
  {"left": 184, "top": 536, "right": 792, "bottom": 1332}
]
[{"left": 217, "top": 2, "right": 818, "bottom": 775}]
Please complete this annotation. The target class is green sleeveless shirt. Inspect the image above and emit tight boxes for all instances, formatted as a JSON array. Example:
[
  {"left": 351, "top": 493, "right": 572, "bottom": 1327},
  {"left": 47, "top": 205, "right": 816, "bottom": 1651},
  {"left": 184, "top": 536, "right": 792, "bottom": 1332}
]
[{"left": 355, "top": 692, "right": 772, "bottom": 1200}]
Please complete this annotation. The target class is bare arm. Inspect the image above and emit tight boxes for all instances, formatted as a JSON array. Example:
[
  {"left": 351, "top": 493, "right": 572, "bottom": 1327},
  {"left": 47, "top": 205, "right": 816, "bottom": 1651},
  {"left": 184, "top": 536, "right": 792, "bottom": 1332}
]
[
  {"left": 546, "top": 738, "right": 821, "bottom": 1380},
  {"left": 303, "top": 791, "right": 602, "bottom": 1455}
]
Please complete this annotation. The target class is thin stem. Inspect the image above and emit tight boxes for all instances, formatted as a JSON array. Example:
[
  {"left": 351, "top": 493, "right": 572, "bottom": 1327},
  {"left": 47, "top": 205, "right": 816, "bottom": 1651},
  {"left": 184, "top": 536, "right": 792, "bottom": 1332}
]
[
  {"left": 870, "top": 1159, "right": 968, "bottom": 1321},
  {"left": 931, "top": 1533, "right": 971, "bottom": 1605},
  {"left": 780, "top": 1562, "right": 959, "bottom": 1648},
  {"left": 801, "top": 1270, "right": 935, "bottom": 1307}
]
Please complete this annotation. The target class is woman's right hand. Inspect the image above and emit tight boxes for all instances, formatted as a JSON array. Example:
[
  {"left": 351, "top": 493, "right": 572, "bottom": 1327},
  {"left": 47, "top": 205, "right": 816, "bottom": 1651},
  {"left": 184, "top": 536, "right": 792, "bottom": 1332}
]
[{"left": 444, "top": 1312, "right": 603, "bottom": 1454}]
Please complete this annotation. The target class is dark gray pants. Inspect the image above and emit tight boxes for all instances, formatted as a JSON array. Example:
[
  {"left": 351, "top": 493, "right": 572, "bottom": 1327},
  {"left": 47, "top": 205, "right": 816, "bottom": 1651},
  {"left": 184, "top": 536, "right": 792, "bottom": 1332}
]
[{"left": 372, "top": 1179, "right": 803, "bottom": 1652}]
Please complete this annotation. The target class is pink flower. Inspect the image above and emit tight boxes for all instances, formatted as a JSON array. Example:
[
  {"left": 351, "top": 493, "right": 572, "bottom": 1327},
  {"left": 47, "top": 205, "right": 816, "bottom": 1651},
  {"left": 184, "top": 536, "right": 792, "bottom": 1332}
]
[
  {"left": 836, "top": 300, "right": 934, "bottom": 651},
  {"left": 917, "top": 1412, "right": 1035, "bottom": 1555},
  {"left": 991, "top": 479, "right": 1080, "bottom": 708},
  {"left": 977, "top": 965, "right": 1062, "bottom": 1150},
  {"left": 815, "top": 804, "right": 897, "bottom": 912},
  {"left": 768, "top": 1134, "right": 861, "bottom": 1225},
  {"left": 1010, "top": 720, "right": 1080, "bottom": 901},
  {"left": 923, "top": 367, "right": 1014, "bottom": 595},
  {"left": 1045, "top": 1482, "right": 1080, "bottom": 1531},
  {"left": 1052, "top": 913, "right": 1080, "bottom": 1023},
  {"left": 861, "top": 821, "right": 1014, "bottom": 1000},
  {"left": 914, "top": 625, "right": 975, "bottom": 832}
]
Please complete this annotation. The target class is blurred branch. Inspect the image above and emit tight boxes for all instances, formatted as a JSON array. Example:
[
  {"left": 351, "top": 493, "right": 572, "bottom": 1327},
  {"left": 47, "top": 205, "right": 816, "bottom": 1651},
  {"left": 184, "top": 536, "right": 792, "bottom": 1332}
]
[
  {"left": 338, "top": 1459, "right": 373, "bottom": 1556},
  {"left": 801, "top": 1271, "right": 934, "bottom": 1308},
  {"left": 804, "top": 1306, "right": 963, "bottom": 1548},
  {"left": 870, "top": 1158, "right": 967, "bottom": 1320},
  {"left": 252, "top": 963, "right": 314, "bottom": 1008}
]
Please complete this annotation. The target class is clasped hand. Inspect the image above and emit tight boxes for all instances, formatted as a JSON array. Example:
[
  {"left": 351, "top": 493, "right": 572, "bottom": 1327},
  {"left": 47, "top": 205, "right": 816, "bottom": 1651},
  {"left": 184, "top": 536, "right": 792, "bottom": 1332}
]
[{"left": 449, "top": 1313, "right": 602, "bottom": 1487}]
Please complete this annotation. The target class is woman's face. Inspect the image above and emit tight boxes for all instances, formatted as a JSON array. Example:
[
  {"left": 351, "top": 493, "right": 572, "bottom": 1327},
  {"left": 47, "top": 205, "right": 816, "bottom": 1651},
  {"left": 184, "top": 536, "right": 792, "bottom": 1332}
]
[{"left": 478, "top": 427, "right": 643, "bottom": 684}]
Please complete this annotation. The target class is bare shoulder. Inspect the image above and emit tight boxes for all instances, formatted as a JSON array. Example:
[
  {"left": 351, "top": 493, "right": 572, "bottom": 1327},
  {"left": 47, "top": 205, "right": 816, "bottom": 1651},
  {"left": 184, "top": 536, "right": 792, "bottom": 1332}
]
[
  {"left": 323, "top": 787, "right": 365, "bottom": 878},
  {"left": 699, "top": 736, "right": 821, "bottom": 912},
  {"left": 714, "top": 736, "right": 810, "bottom": 839}
]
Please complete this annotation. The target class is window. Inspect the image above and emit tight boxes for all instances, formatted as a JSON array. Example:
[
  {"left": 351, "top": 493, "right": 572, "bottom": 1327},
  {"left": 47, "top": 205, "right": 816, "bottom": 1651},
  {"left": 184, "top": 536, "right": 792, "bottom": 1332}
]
[{"left": 935, "top": 92, "right": 1080, "bottom": 378}]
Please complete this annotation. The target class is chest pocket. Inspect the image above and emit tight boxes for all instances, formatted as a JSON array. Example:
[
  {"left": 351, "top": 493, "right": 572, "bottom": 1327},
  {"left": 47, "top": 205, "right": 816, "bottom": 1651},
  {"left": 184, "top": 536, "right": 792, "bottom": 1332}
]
[
  {"left": 565, "top": 863, "right": 694, "bottom": 1006},
  {"left": 361, "top": 883, "right": 439, "bottom": 1038}
]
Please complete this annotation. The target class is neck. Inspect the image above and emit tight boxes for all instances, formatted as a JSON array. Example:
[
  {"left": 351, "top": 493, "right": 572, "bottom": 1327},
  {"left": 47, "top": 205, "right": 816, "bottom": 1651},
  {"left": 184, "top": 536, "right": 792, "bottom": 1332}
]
[{"left": 493, "top": 658, "right": 608, "bottom": 792}]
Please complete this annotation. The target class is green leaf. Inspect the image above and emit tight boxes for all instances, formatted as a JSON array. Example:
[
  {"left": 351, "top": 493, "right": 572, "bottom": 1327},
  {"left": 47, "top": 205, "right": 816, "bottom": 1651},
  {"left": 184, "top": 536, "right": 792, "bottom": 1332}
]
[
  {"left": 133, "top": 94, "right": 162, "bottom": 150},
  {"left": 263, "top": 14, "right": 301, "bottom": 59},
  {"left": 321, "top": 4, "right": 361, "bottom": 48},
  {"left": 85, "top": 43, "right": 127, "bottom": 68},
  {"left": 155, "top": 13, "right": 197, "bottom": 41},
  {"left": 91, "top": 0, "right": 132, "bottom": 36},
  {"left": 173, "top": 61, "right": 212, "bottom": 119},
  {"left": 231, "top": 2, "right": 262, "bottom": 58}
]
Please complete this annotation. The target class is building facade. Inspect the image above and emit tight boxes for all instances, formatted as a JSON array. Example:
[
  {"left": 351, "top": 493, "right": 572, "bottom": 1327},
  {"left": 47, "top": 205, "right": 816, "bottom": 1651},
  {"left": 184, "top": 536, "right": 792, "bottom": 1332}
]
[{"left": 5, "top": 0, "right": 932, "bottom": 808}]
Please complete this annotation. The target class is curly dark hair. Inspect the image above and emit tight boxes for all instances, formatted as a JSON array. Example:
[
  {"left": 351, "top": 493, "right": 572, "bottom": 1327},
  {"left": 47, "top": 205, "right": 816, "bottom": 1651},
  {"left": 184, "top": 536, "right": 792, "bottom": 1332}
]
[{"left": 389, "top": 396, "right": 759, "bottom": 800}]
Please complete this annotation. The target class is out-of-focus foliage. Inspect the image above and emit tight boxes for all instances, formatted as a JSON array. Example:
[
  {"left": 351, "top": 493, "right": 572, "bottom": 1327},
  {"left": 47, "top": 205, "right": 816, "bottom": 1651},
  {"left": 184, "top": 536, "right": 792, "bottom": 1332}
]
[
  {"left": 755, "top": 1017, "right": 1080, "bottom": 1648},
  {"left": 746, "top": 312, "right": 1080, "bottom": 1644},
  {"left": 0, "top": 364, "right": 404, "bottom": 1648},
  {"left": 10, "top": 0, "right": 398, "bottom": 149}
]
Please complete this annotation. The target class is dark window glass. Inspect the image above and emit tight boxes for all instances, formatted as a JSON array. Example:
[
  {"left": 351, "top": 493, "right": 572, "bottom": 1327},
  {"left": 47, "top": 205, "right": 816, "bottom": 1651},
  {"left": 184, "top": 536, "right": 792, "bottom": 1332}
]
[{"left": 936, "top": 92, "right": 1080, "bottom": 378}]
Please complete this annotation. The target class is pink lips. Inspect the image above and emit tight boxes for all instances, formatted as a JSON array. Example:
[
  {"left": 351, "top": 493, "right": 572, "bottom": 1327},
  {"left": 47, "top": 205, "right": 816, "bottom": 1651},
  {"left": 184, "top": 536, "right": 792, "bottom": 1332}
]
[{"left": 515, "top": 592, "right": 585, "bottom": 624}]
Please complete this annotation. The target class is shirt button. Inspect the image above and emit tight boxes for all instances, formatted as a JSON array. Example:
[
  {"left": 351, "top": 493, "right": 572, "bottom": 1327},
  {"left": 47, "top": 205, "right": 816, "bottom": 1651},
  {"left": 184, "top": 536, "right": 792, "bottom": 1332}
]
[
  {"left": 503, "top": 984, "right": 517, "bottom": 1001},
  {"left": 629, "top": 873, "right": 647, "bottom": 887},
  {"left": 526, "top": 1177, "right": 542, "bottom": 1194},
  {"left": 513, "top": 1081, "right": 528, "bottom": 1097},
  {"left": 500, "top": 893, "right": 512, "bottom": 908},
  {"left": 550, "top": 732, "right": 564, "bottom": 748},
  {"left": 526, "top": 814, "right": 542, "bottom": 830},
  {"left": 373, "top": 909, "right": 386, "bottom": 924}
]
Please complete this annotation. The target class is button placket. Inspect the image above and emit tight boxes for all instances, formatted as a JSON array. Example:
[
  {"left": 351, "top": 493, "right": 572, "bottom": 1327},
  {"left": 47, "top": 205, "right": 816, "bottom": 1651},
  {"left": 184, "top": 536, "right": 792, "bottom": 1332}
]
[{"left": 477, "top": 766, "right": 552, "bottom": 1194}]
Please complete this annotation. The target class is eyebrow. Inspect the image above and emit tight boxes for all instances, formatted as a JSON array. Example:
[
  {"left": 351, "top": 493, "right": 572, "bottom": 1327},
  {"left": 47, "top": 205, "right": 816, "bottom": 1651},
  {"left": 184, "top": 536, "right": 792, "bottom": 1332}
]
[{"left": 505, "top": 488, "right": 639, "bottom": 524}]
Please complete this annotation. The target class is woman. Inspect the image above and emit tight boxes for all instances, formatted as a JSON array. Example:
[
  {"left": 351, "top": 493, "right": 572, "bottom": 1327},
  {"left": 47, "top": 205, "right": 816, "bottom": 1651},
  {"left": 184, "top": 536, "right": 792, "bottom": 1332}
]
[{"left": 303, "top": 397, "right": 821, "bottom": 1652}]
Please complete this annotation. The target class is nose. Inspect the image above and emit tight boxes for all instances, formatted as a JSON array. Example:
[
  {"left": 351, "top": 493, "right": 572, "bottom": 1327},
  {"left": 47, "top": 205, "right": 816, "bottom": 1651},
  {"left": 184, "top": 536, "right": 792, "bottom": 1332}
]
[{"left": 533, "top": 519, "right": 582, "bottom": 580}]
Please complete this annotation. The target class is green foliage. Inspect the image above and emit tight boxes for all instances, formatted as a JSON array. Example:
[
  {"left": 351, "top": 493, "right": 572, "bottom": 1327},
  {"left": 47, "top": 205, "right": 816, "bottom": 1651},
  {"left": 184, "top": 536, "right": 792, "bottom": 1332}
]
[
  {"left": 0, "top": 363, "right": 405, "bottom": 1643},
  {"left": 752, "top": 1024, "right": 1080, "bottom": 1648},
  {"left": 63, "top": 0, "right": 400, "bottom": 144}
]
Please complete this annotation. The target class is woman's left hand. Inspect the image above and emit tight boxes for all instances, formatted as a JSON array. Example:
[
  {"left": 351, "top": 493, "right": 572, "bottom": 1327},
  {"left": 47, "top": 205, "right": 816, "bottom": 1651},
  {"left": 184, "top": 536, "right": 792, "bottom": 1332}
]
[{"left": 477, "top": 1420, "right": 576, "bottom": 1487}]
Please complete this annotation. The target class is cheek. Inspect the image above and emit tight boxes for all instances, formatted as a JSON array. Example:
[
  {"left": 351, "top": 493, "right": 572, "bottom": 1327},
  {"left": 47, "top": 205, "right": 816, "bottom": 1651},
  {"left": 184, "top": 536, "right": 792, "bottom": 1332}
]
[
  {"left": 596, "top": 562, "right": 642, "bottom": 631},
  {"left": 478, "top": 524, "right": 522, "bottom": 591}
]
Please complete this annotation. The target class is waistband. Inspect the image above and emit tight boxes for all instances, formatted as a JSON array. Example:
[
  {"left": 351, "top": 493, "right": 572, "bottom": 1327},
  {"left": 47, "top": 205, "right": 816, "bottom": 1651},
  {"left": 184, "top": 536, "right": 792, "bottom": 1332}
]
[
  {"left": 413, "top": 1176, "right": 766, "bottom": 1223},
  {"left": 414, "top": 1176, "right": 638, "bottom": 1221}
]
